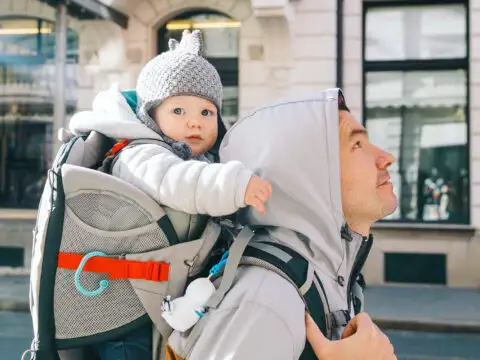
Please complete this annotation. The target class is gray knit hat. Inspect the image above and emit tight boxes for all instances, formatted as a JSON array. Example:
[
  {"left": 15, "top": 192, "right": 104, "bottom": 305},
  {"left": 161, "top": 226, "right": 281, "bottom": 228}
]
[{"left": 136, "top": 30, "right": 223, "bottom": 159}]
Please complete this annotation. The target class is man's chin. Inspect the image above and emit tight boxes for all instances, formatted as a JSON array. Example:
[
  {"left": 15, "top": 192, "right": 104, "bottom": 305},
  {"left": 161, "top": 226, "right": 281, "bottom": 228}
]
[{"left": 381, "top": 195, "right": 398, "bottom": 218}]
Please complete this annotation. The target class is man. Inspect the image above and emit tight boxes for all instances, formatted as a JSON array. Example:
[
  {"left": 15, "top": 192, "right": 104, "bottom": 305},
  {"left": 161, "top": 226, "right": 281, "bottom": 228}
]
[{"left": 167, "top": 88, "right": 397, "bottom": 359}]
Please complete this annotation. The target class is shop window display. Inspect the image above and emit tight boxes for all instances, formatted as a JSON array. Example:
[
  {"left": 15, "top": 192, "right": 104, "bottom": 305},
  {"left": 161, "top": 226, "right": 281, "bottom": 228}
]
[{"left": 363, "top": 2, "right": 469, "bottom": 224}]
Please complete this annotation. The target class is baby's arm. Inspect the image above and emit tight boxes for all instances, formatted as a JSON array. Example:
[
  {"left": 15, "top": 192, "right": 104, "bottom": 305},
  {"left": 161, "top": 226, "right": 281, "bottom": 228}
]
[{"left": 112, "top": 144, "right": 253, "bottom": 216}]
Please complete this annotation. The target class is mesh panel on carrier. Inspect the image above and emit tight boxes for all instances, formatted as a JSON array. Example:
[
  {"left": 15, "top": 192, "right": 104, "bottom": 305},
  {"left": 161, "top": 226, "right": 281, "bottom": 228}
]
[{"left": 54, "top": 191, "right": 168, "bottom": 340}]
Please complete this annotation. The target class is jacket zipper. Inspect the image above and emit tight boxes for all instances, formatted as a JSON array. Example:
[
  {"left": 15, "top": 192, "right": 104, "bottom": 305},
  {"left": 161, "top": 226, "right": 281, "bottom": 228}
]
[{"left": 346, "top": 232, "right": 373, "bottom": 314}]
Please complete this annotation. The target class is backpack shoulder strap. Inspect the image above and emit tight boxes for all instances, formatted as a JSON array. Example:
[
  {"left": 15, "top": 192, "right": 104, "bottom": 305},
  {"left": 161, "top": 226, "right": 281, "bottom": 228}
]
[
  {"left": 241, "top": 240, "right": 331, "bottom": 336},
  {"left": 352, "top": 272, "right": 366, "bottom": 315},
  {"left": 99, "top": 137, "right": 173, "bottom": 174},
  {"left": 241, "top": 240, "right": 353, "bottom": 360}
]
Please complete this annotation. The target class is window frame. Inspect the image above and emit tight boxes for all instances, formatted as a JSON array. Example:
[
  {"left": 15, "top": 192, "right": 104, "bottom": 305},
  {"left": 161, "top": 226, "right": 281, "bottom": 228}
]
[{"left": 362, "top": 0, "right": 471, "bottom": 225}]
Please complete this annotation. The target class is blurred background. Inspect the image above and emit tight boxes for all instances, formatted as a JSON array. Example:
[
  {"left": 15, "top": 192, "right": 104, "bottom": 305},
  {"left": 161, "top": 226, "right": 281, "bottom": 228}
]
[{"left": 0, "top": 0, "right": 479, "bottom": 359}]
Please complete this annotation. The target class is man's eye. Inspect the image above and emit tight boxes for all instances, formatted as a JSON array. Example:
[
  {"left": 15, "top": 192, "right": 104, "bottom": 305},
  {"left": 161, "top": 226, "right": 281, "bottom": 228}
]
[
  {"left": 173, "top": 108, "right": 185, "bottom": 115},
  {"left": 201, "top": 109, "right": 214, "bottom": 116},
  {"left": 353, "top": 141, "right": 362, "bottom": 149}
]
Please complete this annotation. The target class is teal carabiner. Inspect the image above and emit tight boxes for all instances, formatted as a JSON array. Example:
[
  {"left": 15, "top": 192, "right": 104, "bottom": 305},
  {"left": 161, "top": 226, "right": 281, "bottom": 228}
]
[{"left": 74, "top": 251, "right": 109, "bottom": 297}]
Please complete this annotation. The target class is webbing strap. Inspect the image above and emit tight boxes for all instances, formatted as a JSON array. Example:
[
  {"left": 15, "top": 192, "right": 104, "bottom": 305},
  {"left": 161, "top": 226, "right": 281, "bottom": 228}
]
[
  {"left": 299, "top": 263, "right": 314, "bottom": 296},
  {"left": 326, "top": 310, "right": 351, "bottom": 330},
  {"left": 57, "top": 252, "right": 170, "bottom": 282},
  {"left": 204, "top": 226, "right": 255, "bottom": 309},
  {"left": 181, "top": 227, "right": 255, "bottom": 359},
  {"left": 242, "top": 242, "right": 328, "bottom": 360},
  {"left": 101, "top": 138, "right": 172, "bottom": 174},
  {"left": 242, "top": 242, "right": 329, "bottom": 336}
]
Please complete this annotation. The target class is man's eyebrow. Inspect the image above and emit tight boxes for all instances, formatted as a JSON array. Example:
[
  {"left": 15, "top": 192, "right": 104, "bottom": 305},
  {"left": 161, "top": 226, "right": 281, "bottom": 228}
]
[{"left": 349, "top": 128, "right": 368, "bottom": 139}]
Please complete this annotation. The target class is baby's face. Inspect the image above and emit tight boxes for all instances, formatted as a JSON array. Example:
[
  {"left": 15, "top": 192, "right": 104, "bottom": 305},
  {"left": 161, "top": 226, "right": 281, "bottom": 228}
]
[{"left": 153, "top": 96, "right": 218, "bottom": 156}]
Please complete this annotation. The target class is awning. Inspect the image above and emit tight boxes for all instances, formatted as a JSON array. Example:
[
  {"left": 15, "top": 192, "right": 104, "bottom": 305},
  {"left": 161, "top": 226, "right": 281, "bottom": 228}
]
[{"left": 38, "top": 0, "right": 128, "bottom": 29}]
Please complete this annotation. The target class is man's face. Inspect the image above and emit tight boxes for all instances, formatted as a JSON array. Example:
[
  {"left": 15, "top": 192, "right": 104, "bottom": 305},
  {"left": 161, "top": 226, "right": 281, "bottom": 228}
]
[{"left": 339, "top": 110, "right": 397, "bottom": 232}]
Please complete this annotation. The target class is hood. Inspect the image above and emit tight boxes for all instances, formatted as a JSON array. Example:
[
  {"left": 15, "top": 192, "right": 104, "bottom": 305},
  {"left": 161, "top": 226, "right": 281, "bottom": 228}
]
[
  {"left": 69, "top": 84, "right": 162, "bottom": 141},
  {"left": 69, "top": 84, "right": 227, "bottom": 158},
  {"left": 219, "top": 89, "right": 345, "bottom": 278}
]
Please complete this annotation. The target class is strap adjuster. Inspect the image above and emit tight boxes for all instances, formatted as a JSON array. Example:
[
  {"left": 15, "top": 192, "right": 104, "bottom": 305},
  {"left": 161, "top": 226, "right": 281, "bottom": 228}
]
[{"left": 327, "top": 310, "right": 351, "bottom": 329}]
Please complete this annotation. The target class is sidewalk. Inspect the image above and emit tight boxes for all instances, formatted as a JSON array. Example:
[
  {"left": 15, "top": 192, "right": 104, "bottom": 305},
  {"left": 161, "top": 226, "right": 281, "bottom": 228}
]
[
  {"left": 364, "top": 284, "right": 480, "bottom": 333},
  {"left": 1, "top": 274, "right": 479, "bottom": 333},
  {"left": 0, "top": 275, "right": 29, "bottom": 312}
]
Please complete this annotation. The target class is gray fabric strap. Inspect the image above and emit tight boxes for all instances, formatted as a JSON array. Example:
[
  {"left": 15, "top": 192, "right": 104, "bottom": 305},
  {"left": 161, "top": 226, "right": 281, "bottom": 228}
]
[
  {"left": 181, "top": 226, "right": 255, "bottom": 358},
  {"left": 298, "top": 263, "right": 314, "bottom": 296},
  {"left": 189, "top": 220, "right": 222, "bottom": 276},
  {"left": 127, "top": 138, "right": 173, "bottom": 150},
  {"left": 248, "top": 241, "right": 292, "bottom": 263},
  {"left": 326, "top": 310, "right": 350, "bottom": 330},
  {"left": 205, "top": 226, "right": 255, "bottom": 309},
  {"left": 104, "top": 138, "right": 172, "bottom": 174},
  {"left": 181, "top": 308, "right": 208, "bottom": 358}
]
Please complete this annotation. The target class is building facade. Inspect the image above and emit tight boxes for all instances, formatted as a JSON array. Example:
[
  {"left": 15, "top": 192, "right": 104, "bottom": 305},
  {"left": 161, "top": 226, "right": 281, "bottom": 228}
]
[{"left": 0, "top": 0, "right": 479, "bottom": 287}]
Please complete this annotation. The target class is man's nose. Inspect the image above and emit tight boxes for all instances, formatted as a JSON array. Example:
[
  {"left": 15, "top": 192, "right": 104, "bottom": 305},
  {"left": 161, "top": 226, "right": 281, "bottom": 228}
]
[{"left": 376, "top": 147, "right": 396, "bottom": 169}]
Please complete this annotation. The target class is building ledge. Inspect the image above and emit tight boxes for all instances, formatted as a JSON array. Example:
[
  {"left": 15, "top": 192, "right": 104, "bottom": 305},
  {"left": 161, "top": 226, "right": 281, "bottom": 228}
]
[
  {"left": 251, "top": 0, "right": 294, "bottom": 18},
  {"left": 372, "top": 222, "right": 476, "bottom": 233},
  {"left": 0, "top": 209, "right": 37, "bottom": 221},
  {"left": 39, "top": 0, "right": 129, "bottom": 29}
]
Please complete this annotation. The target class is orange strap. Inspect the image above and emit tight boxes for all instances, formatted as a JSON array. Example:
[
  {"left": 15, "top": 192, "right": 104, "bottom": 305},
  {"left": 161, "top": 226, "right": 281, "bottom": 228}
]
[
  {"left": 57, "top": 252, "right": 170, "bottom": 282},
  {"left": 105, "top": 139, "right": 130, "bottom": 158}
]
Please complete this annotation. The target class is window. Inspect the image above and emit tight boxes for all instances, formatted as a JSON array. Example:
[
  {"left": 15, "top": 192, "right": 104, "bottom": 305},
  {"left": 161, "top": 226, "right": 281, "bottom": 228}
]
[
  {"left": 0, "top": 17, "right": 78, "bottom": 209},
  {"left": 363, "top": 2, "right": 469, "bottom": 224},
  {"left": 384, "top": 252, "right": 446, "bottom": 285},
  {"left": 158, "top": 11, "right": 240, "bottom": 127}
]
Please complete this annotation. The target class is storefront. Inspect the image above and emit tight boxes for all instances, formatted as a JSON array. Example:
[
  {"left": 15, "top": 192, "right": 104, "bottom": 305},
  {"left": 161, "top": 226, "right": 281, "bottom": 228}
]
[
  {"left": 0, "top": 17, "right": 78, "bottom": 209},
  {"left": 360, "top": 0, "right": 478, "bottom": 287}
]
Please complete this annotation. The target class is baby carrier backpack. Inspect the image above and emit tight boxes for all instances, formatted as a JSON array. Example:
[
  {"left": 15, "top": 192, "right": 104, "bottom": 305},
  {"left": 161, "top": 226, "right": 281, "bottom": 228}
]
[{"left": 23, "top": 91, "right": 367, "bottom": 360}]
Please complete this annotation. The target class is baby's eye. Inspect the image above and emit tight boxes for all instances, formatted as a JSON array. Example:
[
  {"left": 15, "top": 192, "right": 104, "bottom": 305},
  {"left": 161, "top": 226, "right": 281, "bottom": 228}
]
[
  {"left": 201, "top": 109, "right": 214, "bottom": 116},
  {"left": 173, "top": 108, "right": 185, "bottom": 115}
]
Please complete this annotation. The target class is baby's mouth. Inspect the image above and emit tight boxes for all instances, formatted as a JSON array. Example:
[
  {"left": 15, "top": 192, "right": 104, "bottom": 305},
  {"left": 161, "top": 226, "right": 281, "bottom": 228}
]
[{"left": 186, "top": 135, "right": 203, "bottom": 142}]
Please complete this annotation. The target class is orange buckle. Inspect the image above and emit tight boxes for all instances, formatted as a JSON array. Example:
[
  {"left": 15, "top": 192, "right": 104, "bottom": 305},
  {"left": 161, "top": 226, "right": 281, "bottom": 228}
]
[{"left": 105, "top": 139, "right": 130, "bottom": 158}]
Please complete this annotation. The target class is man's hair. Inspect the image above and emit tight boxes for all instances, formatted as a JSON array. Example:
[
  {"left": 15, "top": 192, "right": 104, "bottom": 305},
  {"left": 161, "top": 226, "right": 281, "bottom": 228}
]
[{"left": 338, "top": 90, "right": 350, "bottom": 112}]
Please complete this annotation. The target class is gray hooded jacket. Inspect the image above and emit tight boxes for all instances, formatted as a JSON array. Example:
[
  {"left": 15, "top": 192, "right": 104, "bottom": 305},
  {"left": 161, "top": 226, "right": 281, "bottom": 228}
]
[{"left": 167, "top": 89, "right": 371, "bottom": 359}]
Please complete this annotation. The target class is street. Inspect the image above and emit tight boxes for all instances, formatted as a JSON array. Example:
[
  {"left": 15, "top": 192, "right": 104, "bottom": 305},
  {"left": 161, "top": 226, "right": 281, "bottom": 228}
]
[
  {"left": 0, "top": 311, "right": 32, "bottom": 360},
  {"left": 1, "top": 311, "right": 480, "bottom": 360}
]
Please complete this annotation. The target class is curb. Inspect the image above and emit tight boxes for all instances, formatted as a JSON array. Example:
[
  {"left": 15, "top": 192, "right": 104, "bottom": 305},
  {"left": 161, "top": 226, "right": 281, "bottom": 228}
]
[
  {"left": 2, "top": 300, "right": 480, "bottom": 335},
  {"left": 374, "top": 317, "right": 480, "bottom": 334},
  {"left": 0, "top": 267, "right": 30, "bottom": 276}
]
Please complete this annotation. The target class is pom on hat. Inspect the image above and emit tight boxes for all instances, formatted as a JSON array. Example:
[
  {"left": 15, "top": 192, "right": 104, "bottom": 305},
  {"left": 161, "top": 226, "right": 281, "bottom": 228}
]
[{"left": 168, "top": 30, "right": 205, "bottom": 56}]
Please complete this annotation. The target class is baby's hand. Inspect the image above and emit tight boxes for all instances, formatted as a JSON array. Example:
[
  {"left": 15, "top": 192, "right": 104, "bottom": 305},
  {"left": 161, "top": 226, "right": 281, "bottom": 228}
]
[{"left": 244, "top": 176, "right": 272, "bottom": 215}]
